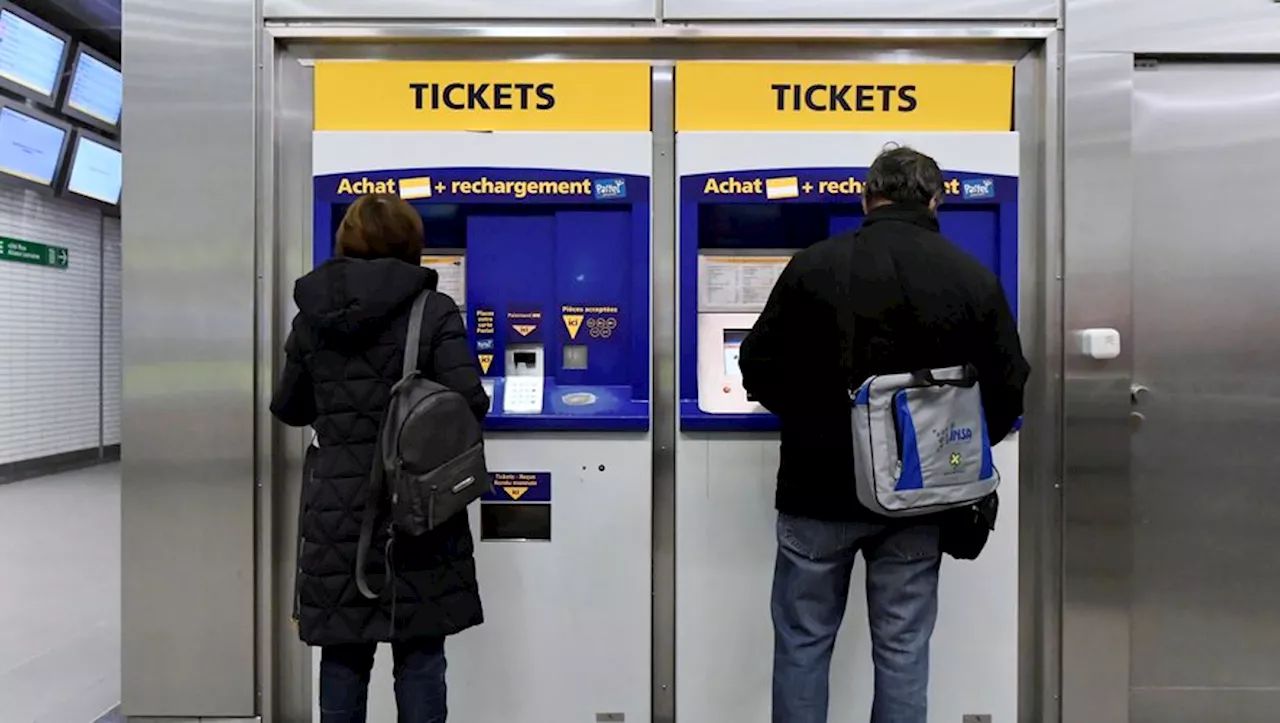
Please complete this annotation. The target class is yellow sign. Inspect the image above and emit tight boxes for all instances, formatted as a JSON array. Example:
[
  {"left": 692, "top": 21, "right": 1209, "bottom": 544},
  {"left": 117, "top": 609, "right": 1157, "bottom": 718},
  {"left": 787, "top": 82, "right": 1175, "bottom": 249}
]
[
  {"left": 675, "top": 62, "right": 1013, "bottom": 132},
  {"left": 513, "top": 324, "right": 536, "bottom": 337},
  {"left": 315, "top": 61, "right": 652, "bottom": 132},
  {"left": 504, "top": 486, "right": 529, "bottom": 501},
  {"left": 478, "top": 354, "right": 493, "bottom": 374},
  {"left": 563, "top": 314, "right": 584, "bottom": 339}
]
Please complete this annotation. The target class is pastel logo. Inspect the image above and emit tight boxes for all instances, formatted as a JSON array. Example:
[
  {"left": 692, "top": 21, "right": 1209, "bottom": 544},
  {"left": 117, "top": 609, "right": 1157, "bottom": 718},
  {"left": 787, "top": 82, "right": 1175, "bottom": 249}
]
[
  {"left": 593, "top": 178, "right": 627, "bottom": 200},
  {"left": 960, "top": 177, "right": 996, "bottom": 200}
]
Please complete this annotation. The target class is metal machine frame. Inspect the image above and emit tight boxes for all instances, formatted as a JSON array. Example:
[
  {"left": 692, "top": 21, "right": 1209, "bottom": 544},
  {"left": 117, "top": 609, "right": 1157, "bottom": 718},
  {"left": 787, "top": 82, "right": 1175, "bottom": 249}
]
[{"left": 248, "top": 23, "right": 1064, "bottom": 723}]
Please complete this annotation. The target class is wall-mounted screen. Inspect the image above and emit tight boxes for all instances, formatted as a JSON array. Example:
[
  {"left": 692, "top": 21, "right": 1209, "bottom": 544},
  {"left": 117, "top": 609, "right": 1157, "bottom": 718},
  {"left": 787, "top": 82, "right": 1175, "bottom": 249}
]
[
  {"left": 0, "top": 101, "right": 70, "bottom": 187},
  {"left": 63, "top": 130, "right": 121, "bottom": 205},
  {"left": 60, "top": 43, "right": 120, "bottom": 132},
  {"left": 0, "top": 2, "right": 70, "bottom": 106}
]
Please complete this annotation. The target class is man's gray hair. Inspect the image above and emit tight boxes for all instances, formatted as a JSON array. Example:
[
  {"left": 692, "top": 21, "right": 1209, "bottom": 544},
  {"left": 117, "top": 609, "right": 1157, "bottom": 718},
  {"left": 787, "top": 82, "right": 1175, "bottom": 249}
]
[{"left": 864, "top": 144, "right": 944, "bottom": 207}]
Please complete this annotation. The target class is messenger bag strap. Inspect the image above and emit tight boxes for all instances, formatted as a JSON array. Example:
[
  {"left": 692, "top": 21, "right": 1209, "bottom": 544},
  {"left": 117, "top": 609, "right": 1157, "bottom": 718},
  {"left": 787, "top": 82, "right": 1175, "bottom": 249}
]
[{"left": 402, "top": 289, "right": 432, "bottom": 379}]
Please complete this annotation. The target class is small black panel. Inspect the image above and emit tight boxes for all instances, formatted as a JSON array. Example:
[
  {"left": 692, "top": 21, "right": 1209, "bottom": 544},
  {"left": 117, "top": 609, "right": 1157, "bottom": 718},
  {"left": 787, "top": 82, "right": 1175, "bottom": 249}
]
[{"left": 481, "top": 503, "right": 551, "bottom": 541}]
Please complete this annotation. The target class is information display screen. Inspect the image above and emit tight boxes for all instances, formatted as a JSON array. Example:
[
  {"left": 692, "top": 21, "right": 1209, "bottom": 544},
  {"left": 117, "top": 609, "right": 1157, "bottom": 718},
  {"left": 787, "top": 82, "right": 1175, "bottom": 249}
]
[
  {"left": 65, "top": 133, "right": 121, "bottom": 204},
  {"left": 0, "top": 105, "right": 67, "bottom": 185},
  {"left": 63, "top": 46, "right": 121, "bottom": 129},
  {"left": 0, "top": 5, "right": 67, "bottom": 102}
]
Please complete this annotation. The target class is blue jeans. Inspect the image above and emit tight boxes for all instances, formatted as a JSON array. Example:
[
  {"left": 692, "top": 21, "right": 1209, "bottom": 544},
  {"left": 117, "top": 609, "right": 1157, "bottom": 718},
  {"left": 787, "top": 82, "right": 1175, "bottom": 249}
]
[
  {"left": 320, "top": 639, "right": 447, "bottom": 723},
  {"left": 771, "top": 513, "right": 942, "bottom": 723}
]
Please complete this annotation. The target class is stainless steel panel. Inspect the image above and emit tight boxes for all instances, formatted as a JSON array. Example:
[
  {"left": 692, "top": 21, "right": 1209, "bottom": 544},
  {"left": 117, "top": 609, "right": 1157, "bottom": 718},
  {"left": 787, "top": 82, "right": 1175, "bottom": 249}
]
[
  {"left": 283, "top": 39, "right": 1036, "bottom": 64},
  {"left": 649, "top": 64, "right": 677, "bottom": 723},
  {"left": 1131, "top": 63, "right": 1280, "bottom": 693},
  {"left": 1131, "top": 689, "right": 1280, "bottom": 723},
  {"left": 267, "top": 22, "right": 1057, "bottom": 41},
  {"left": 121, "top": 0, "right": 259, "bottom": 718},
  {"left": 1011, "top": 34, "right": 1064, "bottom": 723},
  {"left": 262, "top": 41, "right": 316, "bottom": 723},
  {"left": 662, "top": 0, "right": 1056, "bottom": 20},
  {"left": 1059, "top": 52, "right": 1133, "bottom": 723},
  {"left": 264, "top": 0, "right": 655, "bottom": 19},
  {"left": 1069, "top": 0, "right": 1280, "bottom": 54}
]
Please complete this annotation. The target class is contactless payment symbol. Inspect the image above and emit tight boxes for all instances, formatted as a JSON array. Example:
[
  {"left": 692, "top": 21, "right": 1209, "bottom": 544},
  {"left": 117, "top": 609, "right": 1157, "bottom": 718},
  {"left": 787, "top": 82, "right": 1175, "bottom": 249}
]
[
  {"left": 765, "top": 176, "right": 800, "bottom": 200},
  {"left": 399, "top": 176, "right": 433, "bottom": 200}
]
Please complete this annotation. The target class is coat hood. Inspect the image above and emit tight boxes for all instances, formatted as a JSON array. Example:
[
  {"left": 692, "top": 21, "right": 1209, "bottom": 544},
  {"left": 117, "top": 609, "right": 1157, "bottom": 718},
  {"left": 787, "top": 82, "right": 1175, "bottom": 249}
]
[{"left": 293, "top": 257, "right": 437, "bottom": 340}]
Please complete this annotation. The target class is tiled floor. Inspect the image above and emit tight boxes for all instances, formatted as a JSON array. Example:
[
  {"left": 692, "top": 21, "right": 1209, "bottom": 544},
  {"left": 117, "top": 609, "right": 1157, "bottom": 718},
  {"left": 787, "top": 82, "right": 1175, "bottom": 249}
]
[{"left": 0, "top": 464, "right": 120, "bottom": 723}]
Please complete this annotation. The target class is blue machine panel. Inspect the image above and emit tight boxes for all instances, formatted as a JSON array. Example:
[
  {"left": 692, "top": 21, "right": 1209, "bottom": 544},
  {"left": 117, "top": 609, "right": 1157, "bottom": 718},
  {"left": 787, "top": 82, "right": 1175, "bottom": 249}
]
[
  {"left": 680, "top": 166, "right": 1019, "bottom": 432},
  {"left": 313, "top": 167, "right": 651, "bottom": 432}
]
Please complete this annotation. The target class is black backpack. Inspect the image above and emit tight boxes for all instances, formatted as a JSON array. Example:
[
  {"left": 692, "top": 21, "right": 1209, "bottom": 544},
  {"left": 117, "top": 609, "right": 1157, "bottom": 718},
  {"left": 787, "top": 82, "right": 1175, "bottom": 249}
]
[{"left": 356, "top": 290, "right": 490, "bottom": 600}]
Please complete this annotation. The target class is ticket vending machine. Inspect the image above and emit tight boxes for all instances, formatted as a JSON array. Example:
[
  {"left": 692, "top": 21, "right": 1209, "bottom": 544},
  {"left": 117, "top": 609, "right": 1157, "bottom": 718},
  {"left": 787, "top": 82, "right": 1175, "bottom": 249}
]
[
  {"left": 311, "top": 61, "right": 653, "bottom": 723},
  {"left": 674, "top": 62, "right": 1023, "bottom": 723}
]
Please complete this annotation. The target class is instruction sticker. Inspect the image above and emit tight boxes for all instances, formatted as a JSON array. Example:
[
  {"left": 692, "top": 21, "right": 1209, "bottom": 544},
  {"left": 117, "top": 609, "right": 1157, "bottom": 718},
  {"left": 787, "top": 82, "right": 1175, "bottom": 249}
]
[
  {"left": 482, "top": 472, "right": 552, "bottom": 503},
  {"left": 507, "top": 307, "right": 544, "bottom": 341},
  {"left": 561, "top": 305, "right": 621, "bottom": 342},
  {"left": 697, "top": 255, "right": 792, "bottom": 313},
  {"left": 420, "top": 255, "right": 465, "bottom": 305}
]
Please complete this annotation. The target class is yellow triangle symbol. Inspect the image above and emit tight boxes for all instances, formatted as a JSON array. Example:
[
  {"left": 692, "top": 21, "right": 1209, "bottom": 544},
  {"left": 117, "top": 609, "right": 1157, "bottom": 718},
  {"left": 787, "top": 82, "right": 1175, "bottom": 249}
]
[
  {"left": 563, "top": 314, "right": 584, "bottom": 339},
  {"left": 513, "top": 324, "right": 536, "bottom": 337},
  {"left": 478, "top": 353, "right": 493, "bottom": 374},
  {"left": 505, "top": 486, "right": 528, "bottom": 501}
]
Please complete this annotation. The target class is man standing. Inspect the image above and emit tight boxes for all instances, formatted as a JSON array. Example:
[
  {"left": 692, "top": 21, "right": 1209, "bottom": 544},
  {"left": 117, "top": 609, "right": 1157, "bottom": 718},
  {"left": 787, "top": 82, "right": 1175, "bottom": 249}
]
[{"left": 738, "top": 146, "right": 1029, "bottom": 723}]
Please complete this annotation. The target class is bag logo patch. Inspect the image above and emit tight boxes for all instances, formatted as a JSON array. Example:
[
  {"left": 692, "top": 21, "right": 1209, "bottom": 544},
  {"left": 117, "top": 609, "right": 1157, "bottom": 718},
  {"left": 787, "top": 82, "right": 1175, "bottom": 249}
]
[{"left": 934, "top": 424, "right": 974, "bottom": 450}]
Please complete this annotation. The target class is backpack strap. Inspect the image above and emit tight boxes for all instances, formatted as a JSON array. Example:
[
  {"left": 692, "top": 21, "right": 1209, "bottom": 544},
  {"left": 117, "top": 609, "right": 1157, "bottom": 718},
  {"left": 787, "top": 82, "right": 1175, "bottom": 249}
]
[
  {"left": 355, "top": 287, "right": 433, "bottom": 601},
  {"left": 402, "top": 289, "right": 432, "bottom": 379}
]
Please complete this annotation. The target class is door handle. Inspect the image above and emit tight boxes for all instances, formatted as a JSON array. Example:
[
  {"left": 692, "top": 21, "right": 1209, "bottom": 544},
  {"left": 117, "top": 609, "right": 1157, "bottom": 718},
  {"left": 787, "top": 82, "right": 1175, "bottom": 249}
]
[{"left": 1130, "top": 384, "right": 1150, "bottom": 405}]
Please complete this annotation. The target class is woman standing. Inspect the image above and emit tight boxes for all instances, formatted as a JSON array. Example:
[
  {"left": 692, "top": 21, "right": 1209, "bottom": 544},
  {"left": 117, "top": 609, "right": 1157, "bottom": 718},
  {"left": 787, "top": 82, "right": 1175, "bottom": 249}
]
[{"left": 271, "top": 194, "right": 489, "bottom": 722}]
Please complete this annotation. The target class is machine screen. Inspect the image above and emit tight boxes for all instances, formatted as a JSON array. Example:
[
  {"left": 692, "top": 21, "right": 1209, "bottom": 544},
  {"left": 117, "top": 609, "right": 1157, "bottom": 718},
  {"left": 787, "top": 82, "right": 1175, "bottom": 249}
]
[
  {"left": 65, "top": 135, "right": 121, "bottom": 204},
  {"left": 64, "top": 49, "right": 122, "bottom": 127},
  {"left": 723, "top": 329, "right": 748, "bottom": 378},
  {"left": 0, "top": 8, "right": 65, "bottom": 99},
  {"left": 0, "top": 106, "right": 65, "bottom": 185}
]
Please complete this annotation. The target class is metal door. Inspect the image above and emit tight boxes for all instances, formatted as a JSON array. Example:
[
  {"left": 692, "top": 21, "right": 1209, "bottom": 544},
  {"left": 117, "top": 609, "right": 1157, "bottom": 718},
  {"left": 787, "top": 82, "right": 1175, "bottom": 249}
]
[{"left": 1129, "top": 62, "right": 1280, "bottom": 723}]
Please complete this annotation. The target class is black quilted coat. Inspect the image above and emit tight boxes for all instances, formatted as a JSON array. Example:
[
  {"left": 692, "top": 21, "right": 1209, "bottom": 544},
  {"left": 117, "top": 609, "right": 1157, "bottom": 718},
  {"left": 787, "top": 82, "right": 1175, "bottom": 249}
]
[{"left": 271, "top": 257, "right": 489, "bottom": 646}]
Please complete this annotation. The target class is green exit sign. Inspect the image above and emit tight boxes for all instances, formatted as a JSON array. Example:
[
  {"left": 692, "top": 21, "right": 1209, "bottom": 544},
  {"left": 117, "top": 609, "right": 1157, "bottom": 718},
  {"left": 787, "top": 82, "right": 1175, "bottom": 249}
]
[{"left": 0, "top": 237, "right": 69, "bottom": 269}]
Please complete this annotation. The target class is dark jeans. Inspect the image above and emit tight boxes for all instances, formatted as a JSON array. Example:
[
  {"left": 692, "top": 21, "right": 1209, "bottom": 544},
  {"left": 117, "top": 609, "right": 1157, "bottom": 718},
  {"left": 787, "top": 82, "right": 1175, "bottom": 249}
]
[
  {"left": 320, "top": 638, "right": 447, "bottom": 723},
  {"left": 771, "top": 513, "right": 942, "bottom": 723}
]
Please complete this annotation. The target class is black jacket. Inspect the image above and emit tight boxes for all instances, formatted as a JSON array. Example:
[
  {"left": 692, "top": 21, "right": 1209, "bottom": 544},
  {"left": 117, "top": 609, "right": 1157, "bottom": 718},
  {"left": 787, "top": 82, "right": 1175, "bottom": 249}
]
[
  {"left": 271, "top": 257, "right": 490, "bottom": 646},
  {"left": 739, "top": 204, "right": 1030, "bottom": 522}
]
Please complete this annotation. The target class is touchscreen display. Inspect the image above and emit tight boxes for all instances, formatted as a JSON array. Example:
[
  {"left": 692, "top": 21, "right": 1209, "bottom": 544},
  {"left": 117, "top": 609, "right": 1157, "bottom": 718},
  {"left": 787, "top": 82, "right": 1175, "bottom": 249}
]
[{"left": 723, "top": 329, "right": 749, "bottom": 379}]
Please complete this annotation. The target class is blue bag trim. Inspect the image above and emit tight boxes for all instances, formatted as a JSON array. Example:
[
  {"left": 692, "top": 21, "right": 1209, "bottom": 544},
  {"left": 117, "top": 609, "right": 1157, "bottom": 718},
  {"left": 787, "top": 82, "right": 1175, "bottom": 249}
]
[
  {"left": 894, "top": 392, "right": 924, "bottom": 491},
  {"left": 854, "top": 379, "right": 872, "bottom": 406},
  {"left": 979, "top": 414, "right": 994, "bottom": 481}
]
